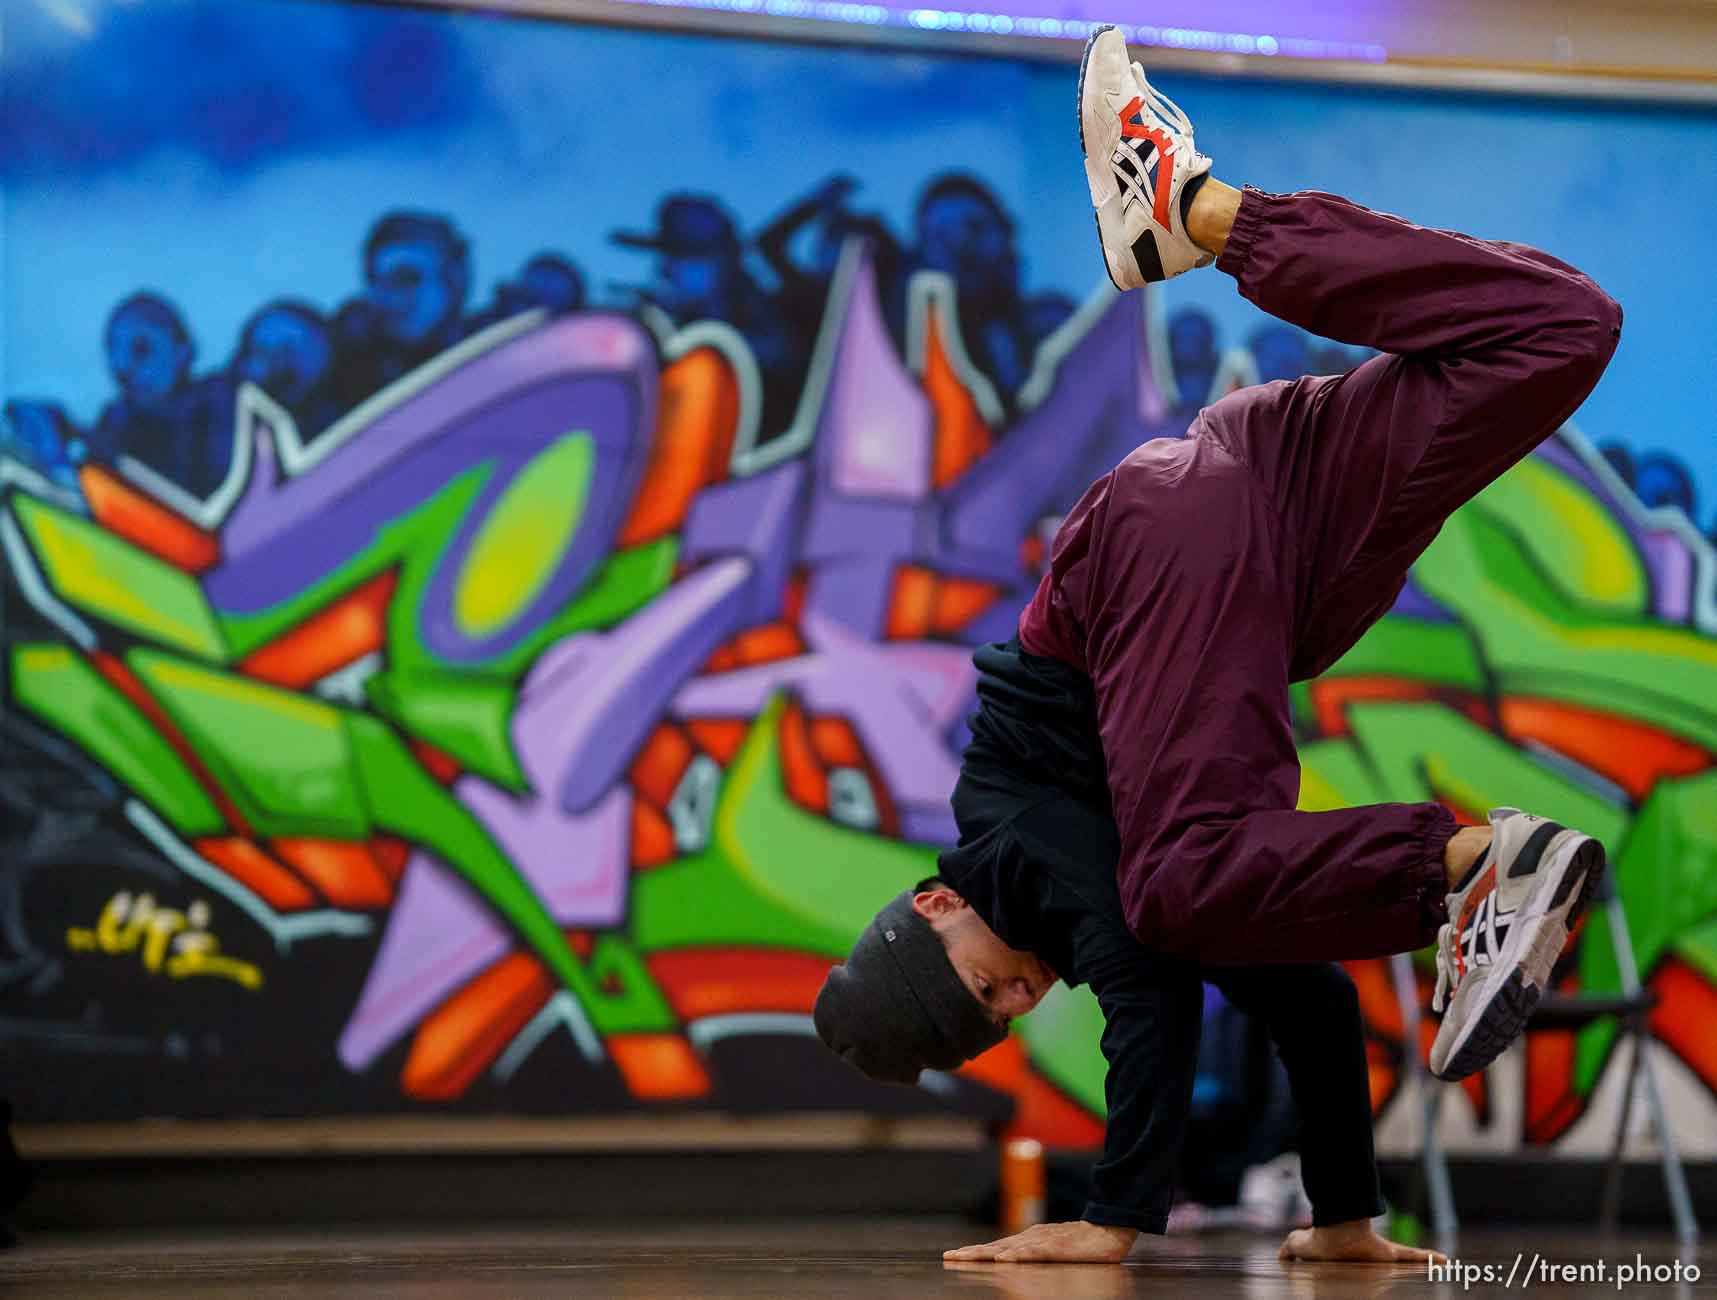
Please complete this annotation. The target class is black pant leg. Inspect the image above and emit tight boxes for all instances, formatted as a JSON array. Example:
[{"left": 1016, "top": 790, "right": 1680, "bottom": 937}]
[{"left": 1205, "top": 963, "right": 1384, "bottom": 1227}]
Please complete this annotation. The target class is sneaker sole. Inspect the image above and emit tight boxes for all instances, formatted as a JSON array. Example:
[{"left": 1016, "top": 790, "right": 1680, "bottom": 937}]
[
  {"left": 1432, "top": 832, "right": 1607, "bottom": 1081},
  {"left": 1076, "top": 24, "right": 1113, "bottom": 164},
  {"left": 1077, "top": 25, "right": 1129, "bottom": 294}
]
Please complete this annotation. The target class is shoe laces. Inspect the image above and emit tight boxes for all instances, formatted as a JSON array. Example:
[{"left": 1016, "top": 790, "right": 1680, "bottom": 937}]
[
  {"left": 1432, "top": 922, "right": 1456, "bottom": 1013},
  {"left": 1128, "top": 62, "right": 1196, "bottom": 142}
]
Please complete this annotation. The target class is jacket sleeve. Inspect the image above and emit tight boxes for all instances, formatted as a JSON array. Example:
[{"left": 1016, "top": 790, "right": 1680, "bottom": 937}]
[
  {"left": 1009, "top": 804, "right": 1205, "bottom": 1234},
  {"left": 1078, "top": 947, "right": 1205, "bottom": 1232}
]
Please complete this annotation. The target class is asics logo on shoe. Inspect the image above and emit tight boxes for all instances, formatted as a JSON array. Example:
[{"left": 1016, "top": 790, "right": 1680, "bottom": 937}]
[
  {"left": 1456, "top": 890, "right": 1517, "bottom": 978},
  {"left": 1116, "top": 96, "right": 1176, "bottom": 227}
]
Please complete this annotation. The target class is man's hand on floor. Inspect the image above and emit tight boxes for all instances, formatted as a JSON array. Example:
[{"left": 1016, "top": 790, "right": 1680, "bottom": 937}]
[
  {"left": 943, "top": 1221, "right": 1138, "bottom": 1263},
  {"left": 1277, "top": 1219, "right": 1447, "bottom": 1265}
]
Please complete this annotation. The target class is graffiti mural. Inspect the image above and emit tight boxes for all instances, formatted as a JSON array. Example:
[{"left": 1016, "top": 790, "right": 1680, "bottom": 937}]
[
  {"left": 5, "top": 235, "right": 1716, "bottom": 1154},
  {"left": 3, "top": 0, "right": 1714, "bottom": 1159}
]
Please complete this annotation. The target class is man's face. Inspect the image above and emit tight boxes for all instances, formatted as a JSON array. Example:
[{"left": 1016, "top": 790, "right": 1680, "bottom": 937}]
[
  {"left": 658, "top": 252, "right": 727, "bottom": 318},
  {"left": 107, "top": 309, "right": 190, "bottom": 405},
  {"left": 918, "top": 193, "right": 1017, "bottom": 304},
  {"left": 368, "top": 237, "right": 460, "bottom": 345},
  {"left": 913, "top": 887, "right": 1056, "bottom": 1026},
  {"left": 237, "top": 310, "right": 332, "bottom": 404}
]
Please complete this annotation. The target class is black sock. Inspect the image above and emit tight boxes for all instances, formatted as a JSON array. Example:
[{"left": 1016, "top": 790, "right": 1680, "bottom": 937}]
[{"left": 1178, "top": 171, "right": 1211, "bottom": 231}]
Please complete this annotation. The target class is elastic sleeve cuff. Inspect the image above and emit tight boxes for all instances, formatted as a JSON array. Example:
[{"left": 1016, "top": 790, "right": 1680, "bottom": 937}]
[
  {"left": 1417, "top": 802, "right": 1460, "bottom": 942},
  {"left": 1083, "top": 1201, "right": 1168, "bottom": 1235},
  {"left": 1213, "top": 185, "right": 1273, "bottom": 287}
]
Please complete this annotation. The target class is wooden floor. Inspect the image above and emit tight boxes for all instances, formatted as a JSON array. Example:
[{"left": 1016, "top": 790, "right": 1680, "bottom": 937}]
[{"left": 0, "top": 1220, "right": 1710, "bottom": 1297}]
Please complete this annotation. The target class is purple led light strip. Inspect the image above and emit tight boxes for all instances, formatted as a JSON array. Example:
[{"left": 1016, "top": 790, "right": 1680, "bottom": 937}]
[{"left": 610, "top": 0, "right": 1389, "bottom": 62}]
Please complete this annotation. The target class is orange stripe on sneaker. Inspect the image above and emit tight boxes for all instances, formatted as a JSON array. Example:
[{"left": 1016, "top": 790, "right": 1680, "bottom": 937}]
[
  {"left": 1117, "top": 97, "right": 1176, "bottom": 228},
  {"left": 1453, "top": 867, "right": 1498, "bottom": 979}
]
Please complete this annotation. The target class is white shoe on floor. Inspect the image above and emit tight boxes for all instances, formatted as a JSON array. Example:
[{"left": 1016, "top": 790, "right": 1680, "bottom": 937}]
[{"left": 1078, "top": 24, "right": 1214, "bottom": 290}]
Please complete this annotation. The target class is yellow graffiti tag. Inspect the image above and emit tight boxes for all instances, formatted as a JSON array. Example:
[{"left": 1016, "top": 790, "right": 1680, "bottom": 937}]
[{"left": 65, "top": 892, "right": 263, "bottom": 990}]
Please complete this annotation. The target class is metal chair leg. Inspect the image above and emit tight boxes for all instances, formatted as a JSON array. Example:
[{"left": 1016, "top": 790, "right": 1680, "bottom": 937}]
[
  {"left": 1604, "top": 893, "right": 1699, "bottom": 1243},
  {"left": 1600, "top": 1014, "right": 1644, "bottom": 1236},
  {"left": 1392, "top": 952, "right": 1457, "bottom": 1246}
]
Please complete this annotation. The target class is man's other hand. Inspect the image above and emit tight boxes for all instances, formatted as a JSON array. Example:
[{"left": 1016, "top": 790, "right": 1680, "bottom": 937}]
[{"left": 943, "top": 1221, "right": 1138, "bottom": 1263}]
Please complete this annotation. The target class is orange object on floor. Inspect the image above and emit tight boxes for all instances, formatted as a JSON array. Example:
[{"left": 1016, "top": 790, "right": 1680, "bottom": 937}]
[{"left": 999, "top": 1137, "right": 1047, "bottom": 1235}]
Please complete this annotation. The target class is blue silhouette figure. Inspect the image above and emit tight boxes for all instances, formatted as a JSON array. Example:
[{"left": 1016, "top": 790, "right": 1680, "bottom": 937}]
[
  {"left": 912, "top": 175, "right": 1034, "bottom": 404},
  {"left": 1167, "top": 308, "right": 1219, "bottom": 410},
  {"left": 1024, "top": 292, "right": 1077, "bottom": 345},
  {"left": 472, "top": 253, "right": 586, "bottom": 332},
  {"left": 335, "top": 212, "right": 473, "bottom": 402},
  {"left": 1599, "top": 443, "right": 1701, "bottom": 522},
  {"left": 916, "top": 175, "right": 1019, "bottom": 309},
  {"left": 91, "top": 293, "right": 233, "bottom": 497},
  {"left": 1247, "top": 323, "right": 1311, "bottom": 383},
  {"left": 234, "top": 300, "right": 341, "bottom": 442},
  {"left": 613, "top": 194, "right": 798, "bottom": 426},
  {"left": 1633, "top": 453, "right": 1698, "bottom": 516},
  {"left": 1599, "top": 440, "right": 1637, "bottom": 489},
  {"left": 1, "top": 400, "right": 84, "bottom": 491},
  {"left": 759, "top": 175, "right": 871, "bottom": 345},
  {"left": 612, "top": 195, "right": 789, "bottom": 353},
  {"left": 497, "top": 254, "right": 585, "bottom": 318}
]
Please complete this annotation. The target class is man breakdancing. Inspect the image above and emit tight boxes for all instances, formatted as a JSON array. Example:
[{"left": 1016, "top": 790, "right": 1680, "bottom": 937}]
[{"left": 814, "top": 26, "right": 1620, "bottom": 1263}]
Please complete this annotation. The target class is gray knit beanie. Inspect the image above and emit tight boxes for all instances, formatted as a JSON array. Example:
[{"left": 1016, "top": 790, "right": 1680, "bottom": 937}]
[{"left": 813, "top": 889, "right": 1007, "bottom": 1085}]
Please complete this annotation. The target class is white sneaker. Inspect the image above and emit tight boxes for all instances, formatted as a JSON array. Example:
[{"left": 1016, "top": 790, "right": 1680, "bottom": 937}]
[
  {"left": 1078, "top": 24, "right": 1214, "bottom": 290},
  {"left": 1428, "top": 809, "right": 1607, "bottom": 1081}
]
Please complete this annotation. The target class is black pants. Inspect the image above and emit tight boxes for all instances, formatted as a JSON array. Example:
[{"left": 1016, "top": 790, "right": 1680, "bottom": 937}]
[{"left": 1196, "top": 963, "right": 1383, "bottom": 1226}]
